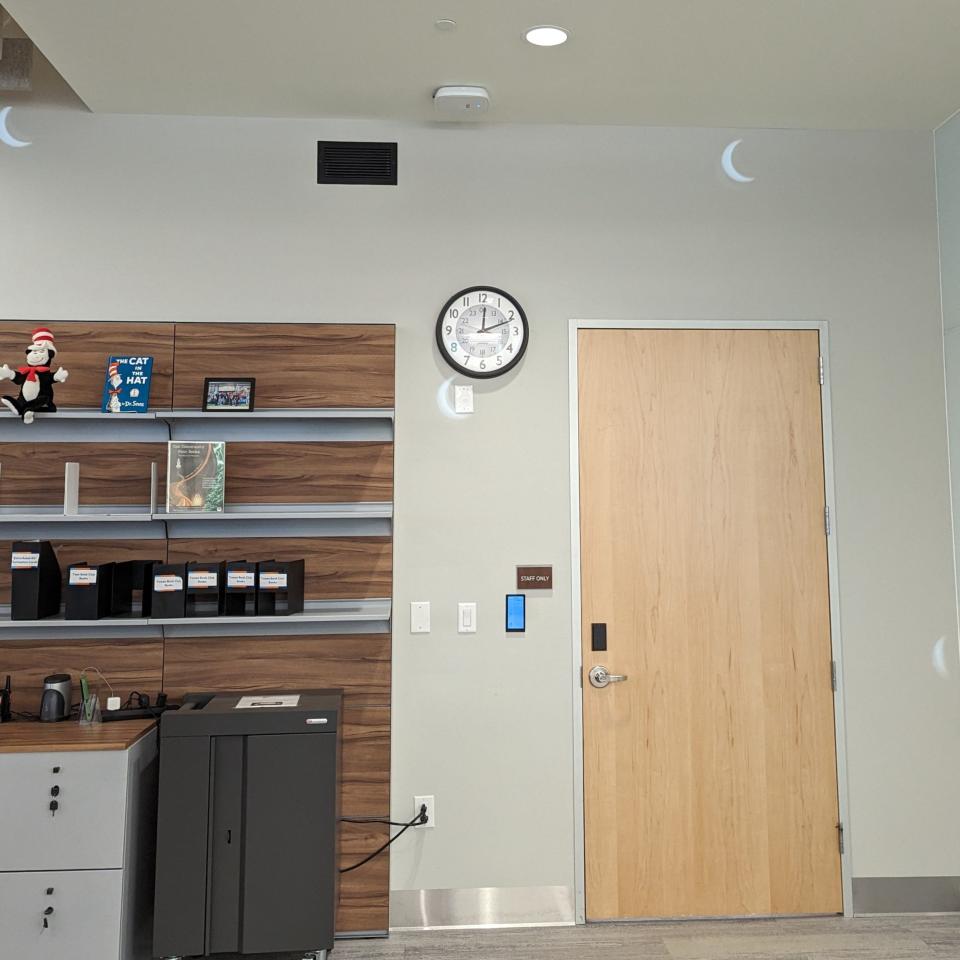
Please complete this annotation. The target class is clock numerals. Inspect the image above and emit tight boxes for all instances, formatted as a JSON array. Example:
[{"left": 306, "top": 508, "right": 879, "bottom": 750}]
[{"left": 437, "top": 287, "right": 528, "bottom": 379}]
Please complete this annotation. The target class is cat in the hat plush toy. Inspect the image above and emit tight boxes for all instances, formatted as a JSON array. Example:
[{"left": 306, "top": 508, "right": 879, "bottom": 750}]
[{"left": 0, "top": 327, "right": 69, "bottom": 424}]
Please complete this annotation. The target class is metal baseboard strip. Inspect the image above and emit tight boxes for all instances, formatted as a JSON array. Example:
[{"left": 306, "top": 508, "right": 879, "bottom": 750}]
[
  {"left": 390, "top": 885, "right": 576, "bottom": 930},
  {"left": 852, "top": 877, "right": 960, "bottom": 914},
  {"left": 335, "top": 929, "right": 389, "bottom": 940}
]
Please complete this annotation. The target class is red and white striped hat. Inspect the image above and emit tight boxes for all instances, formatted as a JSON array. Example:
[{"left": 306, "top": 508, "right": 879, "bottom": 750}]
[{"left": 31, "top": 327, "right": 55, "bottom": 347}]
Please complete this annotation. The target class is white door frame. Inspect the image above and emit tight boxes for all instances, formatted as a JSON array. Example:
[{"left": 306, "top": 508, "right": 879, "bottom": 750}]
[{"left": 568, "top": 319, "right": 854, "bottom": 923}]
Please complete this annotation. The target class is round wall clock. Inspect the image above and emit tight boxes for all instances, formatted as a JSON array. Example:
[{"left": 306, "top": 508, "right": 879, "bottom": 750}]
[{"left": 436, "top": 286, "right": 529, "bottom": 378}]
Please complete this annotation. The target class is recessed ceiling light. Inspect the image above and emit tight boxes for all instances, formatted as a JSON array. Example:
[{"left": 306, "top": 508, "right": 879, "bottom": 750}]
[
  {"left": 525, "top": 25, "right": 568, "bottom": 47},
  {"left": 435, "top": 19, "right": 457, "bottom": 32}
]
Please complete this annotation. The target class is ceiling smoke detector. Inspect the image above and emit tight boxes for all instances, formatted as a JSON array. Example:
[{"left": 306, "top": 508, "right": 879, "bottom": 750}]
[{"left": 433, "top": 85, "right": 490, "bottom": 120}]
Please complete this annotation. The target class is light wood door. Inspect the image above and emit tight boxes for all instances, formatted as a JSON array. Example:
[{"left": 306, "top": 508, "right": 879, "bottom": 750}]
[{"left": 578, "top": 329, "right": 841, "bottom": 920}]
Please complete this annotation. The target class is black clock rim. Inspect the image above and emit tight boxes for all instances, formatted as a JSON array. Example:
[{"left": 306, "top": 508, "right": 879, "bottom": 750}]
[{"left": 435, "top": 285, "right": 529, "bottom": 380}]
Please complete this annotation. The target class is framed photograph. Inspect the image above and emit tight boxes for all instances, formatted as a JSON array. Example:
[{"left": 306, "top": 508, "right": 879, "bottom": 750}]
[{"left": 202, "top": 378, "right": 256, "bottom": 412}]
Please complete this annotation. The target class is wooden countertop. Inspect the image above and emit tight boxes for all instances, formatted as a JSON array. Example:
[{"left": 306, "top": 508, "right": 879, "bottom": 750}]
[{"left": 0, "top": 718, "right": 156, "bottom": 753}]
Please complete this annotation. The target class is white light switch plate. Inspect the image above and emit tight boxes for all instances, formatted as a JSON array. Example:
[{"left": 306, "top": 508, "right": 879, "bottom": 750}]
[
  {"left": 454, "top": 384, "right": 474, "bottom": 414},
  {"left": 410, "top": 601, "right": 431, "bottom": 633},
  {"left": 458, "top": 601, "right": 477, "bottom": 633}
]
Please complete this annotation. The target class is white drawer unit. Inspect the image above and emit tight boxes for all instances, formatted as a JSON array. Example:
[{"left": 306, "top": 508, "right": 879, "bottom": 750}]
[
  {"left": 0, "top": 749, "right": 128, "bottom": 871},
  {"left": 0, "top": 869, "right": 123, "bottom": 959},
  {"left": 0, "top": 723, "right": 158, "bottom": 960}
]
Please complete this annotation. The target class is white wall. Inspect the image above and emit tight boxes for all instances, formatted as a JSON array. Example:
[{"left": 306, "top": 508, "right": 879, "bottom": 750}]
[{"left": 2, "top": 104, "right": 959, "bottom": 904}]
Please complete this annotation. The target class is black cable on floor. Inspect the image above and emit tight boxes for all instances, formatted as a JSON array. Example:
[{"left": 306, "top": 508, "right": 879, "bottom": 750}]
[{"left": 339, "top": 806, "right": 427, "bottom": 874}]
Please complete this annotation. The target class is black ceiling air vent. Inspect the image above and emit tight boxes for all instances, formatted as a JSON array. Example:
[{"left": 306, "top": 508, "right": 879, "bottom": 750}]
[{"left": 317, "top": 141, "right": 398, "bottom": 185}]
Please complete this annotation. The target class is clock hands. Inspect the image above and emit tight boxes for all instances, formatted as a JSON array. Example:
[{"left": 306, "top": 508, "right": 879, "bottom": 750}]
[
  {"left": 479, "top": 318, "right": 511, "bottom": 333},
  {"left": 479, "top": 306, "right": 488, "bottom": 332}
]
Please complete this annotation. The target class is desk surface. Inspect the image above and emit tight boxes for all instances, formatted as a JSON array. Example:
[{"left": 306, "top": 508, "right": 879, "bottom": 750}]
[{"left": 0, "top": 718, "right": 156, "bottom": 753}]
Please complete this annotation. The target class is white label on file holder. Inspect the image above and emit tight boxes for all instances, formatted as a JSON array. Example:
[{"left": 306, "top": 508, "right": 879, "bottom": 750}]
[
  {"left": 187, "top": 570, "right": 218, "bottom": 589},
  {"left": 227, "top": 570, "right": 255, "bottom": 588},
  {"left": 11, "top": 552, "right": 40, "bottom": 570},
  {"left": 69, "top": 568, "right": 98, "bottom": 586},
  {"left": 154, "top": 574, "right": 183, "bottom": 592},
  {"left": 259, "top": 572, "right": 287, "bottom": 590}
]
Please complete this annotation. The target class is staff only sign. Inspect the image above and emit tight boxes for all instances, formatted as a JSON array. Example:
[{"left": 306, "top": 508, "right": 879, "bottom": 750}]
[{"left": 516, "top": 565, "right": 553, "bottom": 590}]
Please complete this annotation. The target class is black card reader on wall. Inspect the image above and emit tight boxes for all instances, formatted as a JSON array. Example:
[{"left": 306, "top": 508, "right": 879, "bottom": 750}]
[{"left": 506, "top": 594, "right": 526, "bottom": 632}]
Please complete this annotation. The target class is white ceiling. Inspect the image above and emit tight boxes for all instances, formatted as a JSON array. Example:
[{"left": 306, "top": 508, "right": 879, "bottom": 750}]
[{"left": 7, "top": 0, "right": 960, "bottom": 130}]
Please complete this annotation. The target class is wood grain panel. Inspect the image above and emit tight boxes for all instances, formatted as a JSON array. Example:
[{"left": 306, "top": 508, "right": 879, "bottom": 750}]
[
  {"left": 172, "top": 323, "right": 395, "bottom": 408},
  {"left": 340, "top": 703, "right": 390, "bottom": 816},
  {"left": 578, "top": 329, "right": 840, "bottom": 919},
  {"left": 338, "top": 821, "right": 390, "bottom": 933},
  {"left": 166, "top": 538, "right": 392, "bottom": 600},
  {"left": 160, "top": 634, "right": 391, "bottom": 703},
  {"left": 0, "top": 539, "right": 167, "bottom": 605},
  {"left": 0, "top": 636, "right": 163, "bottom": 714},
  {"left": 0, "top": 321, "right": 174, "bottom": 409},
  {"left": 0, "top": 443, "right": 166, "bottom": 505},
  {"left": 225, "top": 442, "right": 393, "bottom": 504}
]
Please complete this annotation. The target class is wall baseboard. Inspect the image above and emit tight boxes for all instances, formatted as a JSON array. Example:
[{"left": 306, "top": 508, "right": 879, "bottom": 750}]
[
  {"left": 853, "top": 877, "right": 960, "bottom": 914},
  {"left": 390, "top": 885, "right": 576, "bottom": 930}
]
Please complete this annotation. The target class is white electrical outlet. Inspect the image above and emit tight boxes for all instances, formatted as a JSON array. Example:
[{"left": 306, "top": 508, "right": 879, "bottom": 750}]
[{"left": 414, "top": 795, "right": 436, "bottom": 829}]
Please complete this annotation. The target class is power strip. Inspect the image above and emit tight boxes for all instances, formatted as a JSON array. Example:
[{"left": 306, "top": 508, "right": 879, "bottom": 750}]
[{"left": 100, "top": 705, "right": 178, "bottom": 723}]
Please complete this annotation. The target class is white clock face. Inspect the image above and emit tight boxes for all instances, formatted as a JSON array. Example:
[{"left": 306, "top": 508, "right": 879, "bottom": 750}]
[{"left": 436, "top": 286, "right": 528, "bottom": 379}]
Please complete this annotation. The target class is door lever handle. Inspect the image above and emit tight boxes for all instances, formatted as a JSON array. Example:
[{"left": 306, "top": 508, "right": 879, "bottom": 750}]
[{"left": 589, "top": 665, "right": 628, "bottom": 689}]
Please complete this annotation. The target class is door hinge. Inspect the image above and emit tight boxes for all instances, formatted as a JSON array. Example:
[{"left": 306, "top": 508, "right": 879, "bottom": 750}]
[
  {"left": 579, "top": 665, "right": 583, "bottom": 689},
  {"left": 819, "top": 354, "right": 825, "bottom": 385},
  {"left": 837, "top": 822, "right": 845, "bottom": 855},
  {"left": 831, "top": 660, "right": 837, "bottom": 692},
  {"left": 824, "top": 505, "right": 832, "bottom": 536}
]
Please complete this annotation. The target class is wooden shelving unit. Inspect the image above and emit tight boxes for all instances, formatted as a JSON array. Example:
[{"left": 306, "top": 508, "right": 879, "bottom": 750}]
[{"left": 0, "top": 320, "right": 396, "bottom": 936}]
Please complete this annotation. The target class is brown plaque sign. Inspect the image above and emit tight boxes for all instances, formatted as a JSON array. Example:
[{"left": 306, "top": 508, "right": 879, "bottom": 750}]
[{"left": 517, "top": 565, "right": 553, "bottom": 590}]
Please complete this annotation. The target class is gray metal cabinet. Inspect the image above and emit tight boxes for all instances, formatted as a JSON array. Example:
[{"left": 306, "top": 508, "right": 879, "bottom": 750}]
[
  {"left": 154, "top": 691, "right": 340, "bottom": 958},
  {"left": 0, "top": 729, "right": 158, "bottom": 960}
]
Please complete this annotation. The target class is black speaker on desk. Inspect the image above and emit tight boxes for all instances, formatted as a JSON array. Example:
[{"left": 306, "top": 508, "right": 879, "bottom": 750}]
[
  {"left": 11, "top": 540, "right": 61, "bottom": 620},
  {"left": 256, "top": 559, "right": 305, "bottom": 616},
  {"left": 111, "top": 559, "right": 161, "bottom": 617},
  {"left": 151, "top": 563, "right": 187, "bottom": 619},
  {"left": 185, "top": 561, "right": 225, "bottom": 617},
  {"left": 65, "top": 561, "right": 114, "bottom": 620},
  {"left": 223, "top": 560, "right": 258, "bottom": 616}
]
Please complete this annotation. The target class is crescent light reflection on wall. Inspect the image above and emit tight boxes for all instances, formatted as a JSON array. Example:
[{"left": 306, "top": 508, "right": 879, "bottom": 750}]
[
  {"left": 0, "top": 106, "right": 31, "bottom": 148},
  {"left": 721, "top": 138, "right": 753, "bottom": 183}
]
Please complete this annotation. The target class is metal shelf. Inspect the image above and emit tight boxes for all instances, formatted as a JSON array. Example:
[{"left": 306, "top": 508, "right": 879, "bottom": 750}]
[
  {"left": 34, "top": 410, "right": 152, "bottom": 420},
  {"left": 29, "top": 408, "right": 394, "bottom": 421},
  {"left": 0, "top": 504, "right": 392, "bottom": 524},
  {"left": 0, "top": 599, "right": 392, "bottom": 637},
  {"left": 155, "top": 503, "right": 393, "bottom": 521},
  {"left": 9, "top": 407, "right": 395, "bottom": 442},
  {"left": 0, "top": 508, "right": 153, "bottom": 523},
  {"left": 160, "top": 408, "right": 394, "bottom": 421}
]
